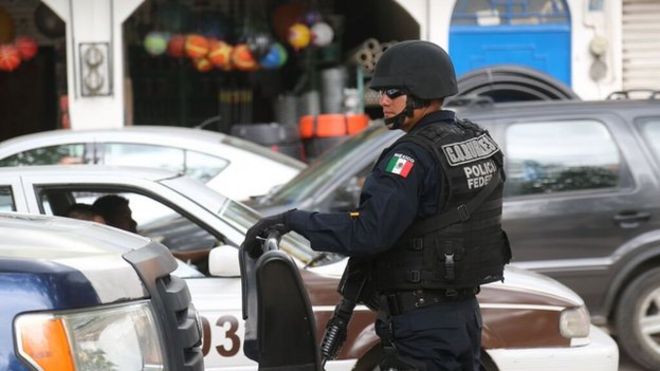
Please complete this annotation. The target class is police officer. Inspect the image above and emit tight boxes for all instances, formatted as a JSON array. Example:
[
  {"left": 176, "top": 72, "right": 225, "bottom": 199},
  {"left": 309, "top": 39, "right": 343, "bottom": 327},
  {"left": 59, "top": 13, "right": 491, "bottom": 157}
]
[{"left": 243, "top": 40, "right": 510, "bottom": 371}]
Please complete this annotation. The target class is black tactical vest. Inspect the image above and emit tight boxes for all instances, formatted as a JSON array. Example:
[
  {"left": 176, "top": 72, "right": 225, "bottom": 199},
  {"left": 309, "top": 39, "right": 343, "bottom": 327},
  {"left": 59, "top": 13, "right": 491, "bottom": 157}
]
[{"left": 372, "top": 119, "right": 511, "bottom": 291}]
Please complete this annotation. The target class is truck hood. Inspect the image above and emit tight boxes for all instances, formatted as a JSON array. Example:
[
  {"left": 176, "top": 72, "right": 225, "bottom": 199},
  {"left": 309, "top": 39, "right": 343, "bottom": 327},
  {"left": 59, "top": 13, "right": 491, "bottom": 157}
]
[{"left": 0, "top": 213, "right": 150, "bottom": 309}]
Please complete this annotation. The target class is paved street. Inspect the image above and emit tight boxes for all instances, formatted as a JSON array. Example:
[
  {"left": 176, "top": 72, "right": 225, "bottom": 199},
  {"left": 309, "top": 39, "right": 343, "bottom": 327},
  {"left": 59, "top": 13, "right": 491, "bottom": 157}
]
[{"left": 619, "top": 348, "right": 644, "bottom": 371}]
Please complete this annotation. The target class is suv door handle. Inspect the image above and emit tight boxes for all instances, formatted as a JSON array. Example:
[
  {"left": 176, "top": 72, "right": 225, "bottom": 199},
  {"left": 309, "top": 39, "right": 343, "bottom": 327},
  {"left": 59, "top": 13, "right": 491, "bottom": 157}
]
[{"left": 613, "top": 211, "right": 652, "bottom": 228}]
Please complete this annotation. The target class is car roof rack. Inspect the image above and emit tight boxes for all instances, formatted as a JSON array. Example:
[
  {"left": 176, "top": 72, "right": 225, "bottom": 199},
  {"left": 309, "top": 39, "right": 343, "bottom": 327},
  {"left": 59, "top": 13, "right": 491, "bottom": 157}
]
[
  {"left": 606, "top": 89, "right": 660, "bottom": 100},
  {"left": 445, "top": 95, "right": 495, "bottom": 109}
]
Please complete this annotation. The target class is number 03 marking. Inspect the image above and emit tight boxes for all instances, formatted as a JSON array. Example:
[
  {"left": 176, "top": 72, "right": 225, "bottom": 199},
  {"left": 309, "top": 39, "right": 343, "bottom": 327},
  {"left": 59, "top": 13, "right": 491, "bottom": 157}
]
[{"left": 216, "top": 315, "right": 240, "bottom": 357}]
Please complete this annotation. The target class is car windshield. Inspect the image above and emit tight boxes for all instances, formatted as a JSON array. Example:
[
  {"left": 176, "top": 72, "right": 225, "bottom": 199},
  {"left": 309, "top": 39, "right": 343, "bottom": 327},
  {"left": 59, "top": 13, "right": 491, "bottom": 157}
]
[
  {"left": 218, "top": 199, "right": 338, "bottom": 265},
  {"left": 162, "top": 175, "right": 339, "bottom": 266},
  {"left": 262, "top": 125, "right": 395, "bottom": 205}
]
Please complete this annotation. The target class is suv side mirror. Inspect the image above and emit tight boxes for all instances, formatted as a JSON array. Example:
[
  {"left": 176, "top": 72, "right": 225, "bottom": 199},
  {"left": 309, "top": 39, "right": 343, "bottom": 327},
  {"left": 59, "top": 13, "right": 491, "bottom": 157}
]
[{"left": 209, "top": 245, "right": 241, "bottom": 277}]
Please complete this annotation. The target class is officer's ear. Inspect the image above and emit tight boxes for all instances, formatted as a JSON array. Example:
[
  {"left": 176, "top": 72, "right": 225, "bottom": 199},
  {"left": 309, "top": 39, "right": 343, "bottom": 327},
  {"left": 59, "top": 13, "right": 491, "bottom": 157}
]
[{"left": 409, "top": 96, "right": 437, "bottom": 109}]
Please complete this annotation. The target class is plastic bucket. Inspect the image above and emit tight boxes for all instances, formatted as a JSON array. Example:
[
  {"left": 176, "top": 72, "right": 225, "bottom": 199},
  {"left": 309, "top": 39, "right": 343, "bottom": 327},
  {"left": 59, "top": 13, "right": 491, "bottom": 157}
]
[{"left": 298, "top": 113, "right": 369, "bottom": 159}]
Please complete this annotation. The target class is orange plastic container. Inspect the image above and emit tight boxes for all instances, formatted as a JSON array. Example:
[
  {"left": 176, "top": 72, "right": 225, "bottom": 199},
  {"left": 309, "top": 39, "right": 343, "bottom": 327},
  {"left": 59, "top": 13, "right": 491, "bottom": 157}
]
[{"left": 299, "top": 113, "right": 369, "bottom": 139}]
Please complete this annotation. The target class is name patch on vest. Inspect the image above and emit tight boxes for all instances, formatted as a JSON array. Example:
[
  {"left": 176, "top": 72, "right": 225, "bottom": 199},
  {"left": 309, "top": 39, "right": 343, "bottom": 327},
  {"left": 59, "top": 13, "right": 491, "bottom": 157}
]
[
  {"left": 441, "top": 134, "right": 500, "bottom": 167},
  {"left": 464, "top": 159, "right": 497, "bottom": 189}
]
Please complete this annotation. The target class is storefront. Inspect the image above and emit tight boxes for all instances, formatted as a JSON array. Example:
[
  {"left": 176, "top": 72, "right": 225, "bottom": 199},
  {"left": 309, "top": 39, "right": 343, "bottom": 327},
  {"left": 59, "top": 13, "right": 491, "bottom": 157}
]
[{"left": 0, "top": 0, "right": 420, "bottom": 142}]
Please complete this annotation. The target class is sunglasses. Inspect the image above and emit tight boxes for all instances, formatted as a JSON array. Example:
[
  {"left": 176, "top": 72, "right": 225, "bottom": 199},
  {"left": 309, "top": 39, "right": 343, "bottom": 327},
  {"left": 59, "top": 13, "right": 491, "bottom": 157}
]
[{"left": 379, "top": 88, "right": 406, "bottom": 99}]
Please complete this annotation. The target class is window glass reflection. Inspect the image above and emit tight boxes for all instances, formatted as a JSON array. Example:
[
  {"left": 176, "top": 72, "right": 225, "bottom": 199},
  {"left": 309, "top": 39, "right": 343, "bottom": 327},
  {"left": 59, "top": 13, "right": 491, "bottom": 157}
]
[
  {"left": 640, "top": 120, "right": 660, "bottom": 167},
  {"left": 0, "top": 144, "right": 87, "bottom": 166},
  {"left": 505, "top": 120, "right": 621, "bottom": 196}
]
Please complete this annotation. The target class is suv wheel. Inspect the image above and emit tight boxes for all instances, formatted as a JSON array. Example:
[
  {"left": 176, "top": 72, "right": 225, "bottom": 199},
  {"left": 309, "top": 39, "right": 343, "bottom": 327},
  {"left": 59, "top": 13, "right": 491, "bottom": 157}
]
[{"left": 616, "top": 267, "right": 660, "bottom": 370}]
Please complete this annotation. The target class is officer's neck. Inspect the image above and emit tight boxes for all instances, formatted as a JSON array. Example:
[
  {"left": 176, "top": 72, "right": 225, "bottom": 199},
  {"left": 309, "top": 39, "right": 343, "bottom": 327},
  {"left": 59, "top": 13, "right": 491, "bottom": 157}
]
[{"left": 402, "top": 103, "right": 442, "bottom": 132}]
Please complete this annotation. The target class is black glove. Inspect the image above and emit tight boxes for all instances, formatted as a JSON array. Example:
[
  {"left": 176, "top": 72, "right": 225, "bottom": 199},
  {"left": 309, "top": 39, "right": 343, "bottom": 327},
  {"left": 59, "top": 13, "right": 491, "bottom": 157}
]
[{"left": 242, "top": 210, "right": 294, "bottom": 258}]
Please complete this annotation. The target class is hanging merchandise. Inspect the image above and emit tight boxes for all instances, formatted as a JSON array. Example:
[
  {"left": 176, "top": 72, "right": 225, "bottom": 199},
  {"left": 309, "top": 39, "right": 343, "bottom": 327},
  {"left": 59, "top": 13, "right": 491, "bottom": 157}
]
[
  {"left": 167, "top": 34, "right": 186, "bottom": 58},
  {"left": 14, "top": 36, "right": 39, "bottom": 61},
  {"left": 259, "top": 42, "right": 288, "bottom": 69},
  {"left": 311, "top": 22, "right": 333, "bottom": 47},
  {"left": 0, "top": 6, "right": 14, "bottom": 44},
  {"left": 0, "top": 44, "right": 21, "bottom": 72},
  {"left": 303, "top": 10, "right": 322, "bottom": 26},
  {"left": 288, "top": 22, "right": 311, "bottom": 50},
  {"left": 33, "top": 3, "right": 65, "bottom": 39},
  {"left": 232, "top": 44, "right": 258, "bottom": 71},
  {"left": 247, "top": 32, "right": 274, "bottom": 60},
  {"left": 272, "top": 2, "right": 306, "bottom": 42},
  {"left": 208, "top": 39, "right": 233, "bottom": 70},
  {"left": 194, "top": 57, "right": 213, "bottom": 72},
  {"left": 144, "top": 31, "right": 169, "bottom": 56},
  {"left": 185, "top": 34, "right": 210, "bottom": 59}
]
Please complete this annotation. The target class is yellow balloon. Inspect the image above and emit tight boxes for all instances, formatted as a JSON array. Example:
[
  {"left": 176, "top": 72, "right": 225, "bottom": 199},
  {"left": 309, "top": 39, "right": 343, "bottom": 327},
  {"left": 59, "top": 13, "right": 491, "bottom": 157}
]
[{"left": 287, "top": 22, "right": 311, "bottom": 50}]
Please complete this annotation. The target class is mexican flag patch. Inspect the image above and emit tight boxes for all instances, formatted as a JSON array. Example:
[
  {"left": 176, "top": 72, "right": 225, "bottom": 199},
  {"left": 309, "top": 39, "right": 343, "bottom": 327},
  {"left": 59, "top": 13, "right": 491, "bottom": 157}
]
[{"left": 386, "top": 153, "right": 415, "bottom": 178}]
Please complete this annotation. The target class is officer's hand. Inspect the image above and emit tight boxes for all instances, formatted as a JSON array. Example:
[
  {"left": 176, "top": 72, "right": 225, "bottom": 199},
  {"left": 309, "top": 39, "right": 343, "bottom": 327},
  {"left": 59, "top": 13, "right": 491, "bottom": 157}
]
[{"left": 242, "top": 211, "right": 294, "bottom": 258}]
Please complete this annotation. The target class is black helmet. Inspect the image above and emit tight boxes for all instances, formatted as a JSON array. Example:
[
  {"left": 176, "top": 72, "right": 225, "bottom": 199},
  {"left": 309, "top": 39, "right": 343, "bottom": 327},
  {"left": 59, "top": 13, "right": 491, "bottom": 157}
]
[{"left": 370, "top": 40, "right": 458, "bottom": 99}]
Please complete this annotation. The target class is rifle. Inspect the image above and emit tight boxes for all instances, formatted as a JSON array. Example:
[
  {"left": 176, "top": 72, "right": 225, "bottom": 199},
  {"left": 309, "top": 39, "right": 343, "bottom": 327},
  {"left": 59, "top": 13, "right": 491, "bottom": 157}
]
[{"left": 320, "top": 257, "right": 377, "bottom": 366}]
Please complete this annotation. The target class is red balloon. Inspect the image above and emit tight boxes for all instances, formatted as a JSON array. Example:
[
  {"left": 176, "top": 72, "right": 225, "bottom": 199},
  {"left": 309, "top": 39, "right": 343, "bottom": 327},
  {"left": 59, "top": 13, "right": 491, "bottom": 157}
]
[
  {"left": 15, "top": 36, "right": 38, "bottom": 60},
  {"left": 167, "top": 34, "right": 186, "bottom": 58},
  {"left": 0, "top": 44, "right": 21, "bottom": 71}
]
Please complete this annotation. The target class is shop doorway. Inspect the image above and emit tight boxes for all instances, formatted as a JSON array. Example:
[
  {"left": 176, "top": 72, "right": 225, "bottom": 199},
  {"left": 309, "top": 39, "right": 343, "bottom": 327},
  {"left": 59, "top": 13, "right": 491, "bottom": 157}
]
[{"left": 0, "top": 1, "right": 64, "bottom": 141}]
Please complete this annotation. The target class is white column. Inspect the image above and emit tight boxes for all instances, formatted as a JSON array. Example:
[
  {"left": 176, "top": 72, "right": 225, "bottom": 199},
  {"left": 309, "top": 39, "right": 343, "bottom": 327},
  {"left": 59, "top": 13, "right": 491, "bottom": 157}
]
[
  {"left": 394, "top": 0, "right": 428, "bottom": 40},
  {"left": 41, "top": 0, "right": 144, "bottom": 129}
]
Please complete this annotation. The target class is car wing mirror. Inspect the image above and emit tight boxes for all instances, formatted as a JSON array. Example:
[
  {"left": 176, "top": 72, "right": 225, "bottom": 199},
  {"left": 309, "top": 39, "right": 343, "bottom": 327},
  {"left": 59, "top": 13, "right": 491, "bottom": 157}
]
[{"left": 209, "top": 245, "right": 241, "bottom": 277}]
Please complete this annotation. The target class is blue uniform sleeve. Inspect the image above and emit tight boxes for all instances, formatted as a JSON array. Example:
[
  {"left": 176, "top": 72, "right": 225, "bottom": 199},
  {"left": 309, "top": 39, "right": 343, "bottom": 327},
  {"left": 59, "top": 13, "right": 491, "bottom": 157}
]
[{"left": 287, "top": 142, "right": 435, "bottom": 256}]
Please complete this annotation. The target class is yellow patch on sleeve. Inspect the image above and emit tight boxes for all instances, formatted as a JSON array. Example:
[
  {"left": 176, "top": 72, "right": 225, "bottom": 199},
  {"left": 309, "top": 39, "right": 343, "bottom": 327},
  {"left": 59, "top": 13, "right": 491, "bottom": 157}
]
[{"left": 349, "top": 211, "right": 360, "bottom": 218}]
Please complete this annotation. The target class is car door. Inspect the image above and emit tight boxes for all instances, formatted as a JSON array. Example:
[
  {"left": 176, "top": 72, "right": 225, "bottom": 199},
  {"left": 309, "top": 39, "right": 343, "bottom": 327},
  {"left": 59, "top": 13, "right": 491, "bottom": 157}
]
[{"left": 498, "top": 112, "right": 659, "bottom": 306}]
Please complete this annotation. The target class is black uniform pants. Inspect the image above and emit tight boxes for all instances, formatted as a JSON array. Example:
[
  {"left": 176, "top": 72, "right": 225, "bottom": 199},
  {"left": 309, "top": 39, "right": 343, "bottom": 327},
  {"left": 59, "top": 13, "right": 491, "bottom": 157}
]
[{"left": 380, "top": 296, "right": 482, "bottom": 371}]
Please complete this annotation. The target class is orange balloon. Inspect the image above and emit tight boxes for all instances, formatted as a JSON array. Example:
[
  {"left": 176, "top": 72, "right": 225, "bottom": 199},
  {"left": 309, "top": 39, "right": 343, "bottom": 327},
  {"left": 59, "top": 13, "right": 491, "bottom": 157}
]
[
  {"left": 194, "top": 57, "right": 213, "bottom": 72},
  {"left": 0, "top": 44, "right": 21, "bottom": 71},
  {"left": 231, "top": 44, "right": 258, "bottom": 71},
  {"left": 185, "top": 34, "right": 209, "bottom": 59},
  {"left": 208, "top": 40, "right": 233, "bottom": 70}
]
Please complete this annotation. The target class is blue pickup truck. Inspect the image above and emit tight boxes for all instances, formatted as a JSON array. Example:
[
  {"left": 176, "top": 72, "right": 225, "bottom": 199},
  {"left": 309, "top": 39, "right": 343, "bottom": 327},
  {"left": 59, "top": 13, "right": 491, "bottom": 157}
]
[{"left": 0, "top": 213, "right": 203, "bottom": 371}]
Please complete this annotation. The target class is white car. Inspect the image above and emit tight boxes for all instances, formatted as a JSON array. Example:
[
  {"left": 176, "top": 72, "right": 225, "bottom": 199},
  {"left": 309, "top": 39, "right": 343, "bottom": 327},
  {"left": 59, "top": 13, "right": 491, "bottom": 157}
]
[
  {"left": 0, "top": 165, "right": 619, "bottom": 371},
  {"left": 0, "top": 126, "right": 305, "bottom": 201}
]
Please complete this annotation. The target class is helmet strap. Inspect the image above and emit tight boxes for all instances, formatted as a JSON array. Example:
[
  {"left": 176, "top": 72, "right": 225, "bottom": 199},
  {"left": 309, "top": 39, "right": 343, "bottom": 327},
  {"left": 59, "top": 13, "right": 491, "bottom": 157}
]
[{"left": 383, "top": 95, "right": 425, "bottom": 130}]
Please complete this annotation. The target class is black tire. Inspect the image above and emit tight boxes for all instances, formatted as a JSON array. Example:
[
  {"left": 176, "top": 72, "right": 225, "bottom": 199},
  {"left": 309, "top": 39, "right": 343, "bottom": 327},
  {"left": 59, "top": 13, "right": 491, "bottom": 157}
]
[{"left": 615, "top": 267, "right": 660, "bottom": 370}]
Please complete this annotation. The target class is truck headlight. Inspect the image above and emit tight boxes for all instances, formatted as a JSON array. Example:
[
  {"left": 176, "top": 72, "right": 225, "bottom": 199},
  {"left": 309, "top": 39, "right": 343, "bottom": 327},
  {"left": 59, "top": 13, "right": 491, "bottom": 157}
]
[
  {"left": 560, "top": 306, "right": 590, "bottom": 339},
  {"left": 15, "top": 301, "right": 164, "bottom": 371}
]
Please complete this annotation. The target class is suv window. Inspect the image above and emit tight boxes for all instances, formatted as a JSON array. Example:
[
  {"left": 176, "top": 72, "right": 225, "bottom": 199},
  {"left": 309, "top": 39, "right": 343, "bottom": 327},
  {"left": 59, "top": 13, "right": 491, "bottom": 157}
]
[
  {"left": 504, "top": 120, "right": 622, "bottom": 196},
  {"left": 638, "top": 119, "right": 660, "bottom": 167},
  {"left": 0, "top": 144, "right": 88, "bottom": 166},
  {"left": 0, "top": 187, "right": 15, "bottom": 212}
]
